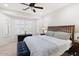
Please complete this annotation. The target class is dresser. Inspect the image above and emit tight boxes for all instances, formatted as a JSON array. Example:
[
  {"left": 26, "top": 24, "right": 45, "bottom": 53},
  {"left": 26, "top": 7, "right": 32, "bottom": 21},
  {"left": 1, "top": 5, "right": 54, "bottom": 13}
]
[{"left": 18, "top": 34, "right": 32, "bottom": 42}]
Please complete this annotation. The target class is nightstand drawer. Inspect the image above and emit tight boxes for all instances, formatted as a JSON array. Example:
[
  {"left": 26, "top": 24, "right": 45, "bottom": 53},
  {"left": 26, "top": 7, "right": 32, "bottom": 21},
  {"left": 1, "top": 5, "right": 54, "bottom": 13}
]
[
  {"left": 73, "top": 42, "right": 79, "bottom": 52},
  {"left": 74, "top": 42, "right": 79, "bottom": 45},
  {"left": 74, "top": 46, "right": 79, "bottom": 50}
]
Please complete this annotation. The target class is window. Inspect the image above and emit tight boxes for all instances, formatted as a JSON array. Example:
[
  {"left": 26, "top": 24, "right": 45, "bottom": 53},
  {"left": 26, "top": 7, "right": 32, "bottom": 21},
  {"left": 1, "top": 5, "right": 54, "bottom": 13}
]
[
  {"left": 15, "top": 19, "right": 35, "bottom": 35},
  {"left": 0, "top": 19, "right": 9, "bottom": 37}
]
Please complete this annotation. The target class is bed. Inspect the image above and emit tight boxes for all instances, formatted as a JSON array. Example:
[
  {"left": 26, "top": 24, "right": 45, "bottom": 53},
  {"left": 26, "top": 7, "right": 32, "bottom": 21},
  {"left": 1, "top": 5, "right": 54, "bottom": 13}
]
[{"left": 20, "top": 25, "right": 75, "bottom": 56}]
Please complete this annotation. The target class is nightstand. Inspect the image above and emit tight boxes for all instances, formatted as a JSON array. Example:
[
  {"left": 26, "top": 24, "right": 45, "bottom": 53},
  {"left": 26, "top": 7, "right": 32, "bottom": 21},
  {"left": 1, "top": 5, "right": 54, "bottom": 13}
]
[
  {"left": 73, "top": 40, "right": 79, "bottom": 55},
  {"left": 18, "top": 34, "right": 32, "bottom": 42}
]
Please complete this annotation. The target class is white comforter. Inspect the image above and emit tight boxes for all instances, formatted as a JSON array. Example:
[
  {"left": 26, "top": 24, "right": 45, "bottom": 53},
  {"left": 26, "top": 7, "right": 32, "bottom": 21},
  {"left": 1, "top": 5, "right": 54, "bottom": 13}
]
[{"left": 24, "top": 35, "right": 72, "bottom": 56}]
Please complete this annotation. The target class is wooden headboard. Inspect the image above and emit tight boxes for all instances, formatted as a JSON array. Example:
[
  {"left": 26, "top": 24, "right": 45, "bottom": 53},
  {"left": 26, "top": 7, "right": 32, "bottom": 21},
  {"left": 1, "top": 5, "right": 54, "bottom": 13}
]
[{"left": 48, "top": 25, "right": 75, "bottom": 42}]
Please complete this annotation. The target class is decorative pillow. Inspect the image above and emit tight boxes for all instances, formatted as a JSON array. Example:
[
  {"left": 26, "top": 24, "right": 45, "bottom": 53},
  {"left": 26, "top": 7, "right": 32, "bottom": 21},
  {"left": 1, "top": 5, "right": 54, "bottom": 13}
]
[
  {"left": 46, "top": 31, "right": 54, "bottom": 37},
  {"left": 54, "top": 31, "right": 71, "bottom": 40}
]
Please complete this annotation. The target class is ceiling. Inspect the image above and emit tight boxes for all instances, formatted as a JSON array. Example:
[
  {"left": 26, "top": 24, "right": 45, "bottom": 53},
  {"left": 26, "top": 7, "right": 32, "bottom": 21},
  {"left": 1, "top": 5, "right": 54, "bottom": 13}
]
[{"left": 0, "top": 3, "right": 70, "bottom": 17}]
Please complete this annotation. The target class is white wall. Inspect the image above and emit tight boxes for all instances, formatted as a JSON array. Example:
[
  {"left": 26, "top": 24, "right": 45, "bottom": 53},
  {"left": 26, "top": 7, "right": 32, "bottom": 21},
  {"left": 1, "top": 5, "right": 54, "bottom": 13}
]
[
  {"left": 38, "top": 4, "right": 79, "bottom": 31},
  {"left": 37, "top": 4, "right": 79, "bottom": 39},
  {"left": 41, "top": 4, "right": 76, "bottom": 25}
]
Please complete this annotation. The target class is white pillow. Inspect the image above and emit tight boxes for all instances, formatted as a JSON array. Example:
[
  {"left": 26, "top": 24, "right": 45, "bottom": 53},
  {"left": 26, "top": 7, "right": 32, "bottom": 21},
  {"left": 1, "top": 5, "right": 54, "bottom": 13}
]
[
  {"left": 46, "top": 31, "right": 54, "bottom": 37},
  {"left": 54, "top": 31, "right": 71, "bottom": 40}
]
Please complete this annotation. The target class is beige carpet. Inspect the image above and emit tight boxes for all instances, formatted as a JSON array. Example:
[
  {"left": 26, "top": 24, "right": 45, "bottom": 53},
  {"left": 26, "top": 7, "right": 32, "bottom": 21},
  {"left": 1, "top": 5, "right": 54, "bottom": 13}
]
[{"left": 0, "top": 40, "right": 17, "bottom": 56}]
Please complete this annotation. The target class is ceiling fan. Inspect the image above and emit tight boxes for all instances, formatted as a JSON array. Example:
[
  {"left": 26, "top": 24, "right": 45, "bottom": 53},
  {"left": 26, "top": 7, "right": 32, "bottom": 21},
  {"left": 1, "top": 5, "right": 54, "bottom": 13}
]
[{"left": 20, "top": 3, "right": 44, "bottom": 13}]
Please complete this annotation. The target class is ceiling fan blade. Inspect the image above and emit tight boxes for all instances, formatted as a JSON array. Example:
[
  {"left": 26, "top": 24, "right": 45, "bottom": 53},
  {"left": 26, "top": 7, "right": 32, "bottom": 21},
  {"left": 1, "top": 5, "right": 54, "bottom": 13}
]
[
  {"left": 23, "top": 7, "right": 30, "bottom": 10},
  {"left": 33, "top": 9, "right": 36, "bottom": 13},
  {"left": 21, "top": 3, "right": 29, "bottom": 6},
  {"left": 34, "top": 6, "right": 43, "bottom": 9}
]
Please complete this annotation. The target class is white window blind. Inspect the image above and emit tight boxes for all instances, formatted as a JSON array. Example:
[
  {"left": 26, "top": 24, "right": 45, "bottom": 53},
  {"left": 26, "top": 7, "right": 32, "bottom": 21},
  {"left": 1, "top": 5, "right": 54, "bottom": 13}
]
[
  {"left": 0, "top": 20, "right": 9, "bottom": 37},
  {"left": 15, "top": 20, "right": 33, "bottom": 35}
]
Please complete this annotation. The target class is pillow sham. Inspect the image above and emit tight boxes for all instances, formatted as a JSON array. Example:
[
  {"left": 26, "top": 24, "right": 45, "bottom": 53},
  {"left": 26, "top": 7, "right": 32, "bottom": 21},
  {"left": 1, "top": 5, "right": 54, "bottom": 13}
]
[
  {"left": 54, "top": 31, "right": 71, "bottom": 40},
  {"left": 46, "top": 31, "right": 54, "bottom": 37}
]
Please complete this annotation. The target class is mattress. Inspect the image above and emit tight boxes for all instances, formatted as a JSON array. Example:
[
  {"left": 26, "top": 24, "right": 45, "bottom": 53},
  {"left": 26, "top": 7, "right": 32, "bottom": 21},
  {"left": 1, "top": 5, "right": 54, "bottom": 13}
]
[{"left": 24, "top": 35, "right": 72, "bottom": 56}]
